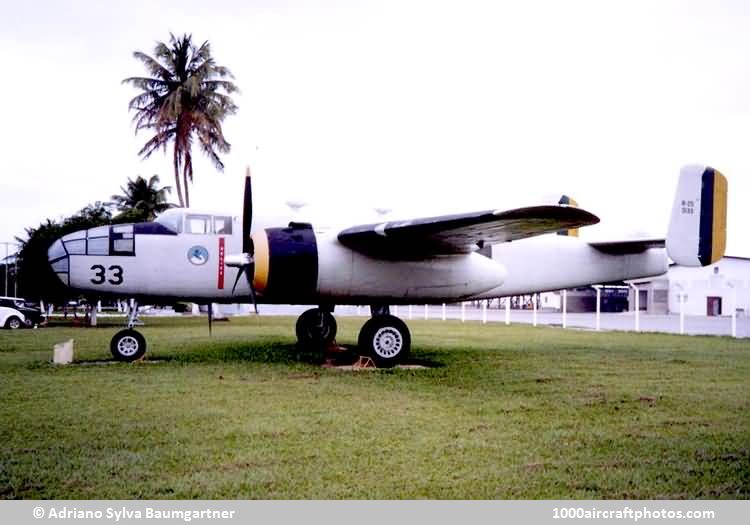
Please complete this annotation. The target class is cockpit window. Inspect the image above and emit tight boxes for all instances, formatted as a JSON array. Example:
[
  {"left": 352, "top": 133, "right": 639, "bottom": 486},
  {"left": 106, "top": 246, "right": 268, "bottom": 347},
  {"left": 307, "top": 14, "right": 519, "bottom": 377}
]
[
  {"left": 155, "top": 210, "right": 234, "bottom": 235},
  {"left": 214, "top": 216, "right": 233, "bottom": 235},
  {"left": 87, "top": 237, "right": 108, "bottom": 255},
  {"left": 185, "top": 214, "right": 212, "bottom": 234},
  {"left": 87, "top": 226, "right": 109, "bottom": 238},
  {"left": 154, "top": 209, "right": 183, "bottom": 233}
]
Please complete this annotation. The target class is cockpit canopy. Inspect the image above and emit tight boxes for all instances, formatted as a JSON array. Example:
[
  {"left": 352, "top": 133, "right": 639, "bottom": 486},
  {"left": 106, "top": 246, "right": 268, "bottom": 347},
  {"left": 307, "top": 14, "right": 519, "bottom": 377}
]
[{"left": 154, "top": 209, "right": 235, "bottom": 235}]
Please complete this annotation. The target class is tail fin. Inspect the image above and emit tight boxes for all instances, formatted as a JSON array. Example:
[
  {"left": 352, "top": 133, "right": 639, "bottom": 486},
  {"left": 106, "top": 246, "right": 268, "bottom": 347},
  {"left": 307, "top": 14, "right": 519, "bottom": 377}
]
[
  {"left": 666, "top": 165, "right": 727, "bottom": 267},
  {"left": 557, "top": 195, "right": 579, "bottom": 237}
]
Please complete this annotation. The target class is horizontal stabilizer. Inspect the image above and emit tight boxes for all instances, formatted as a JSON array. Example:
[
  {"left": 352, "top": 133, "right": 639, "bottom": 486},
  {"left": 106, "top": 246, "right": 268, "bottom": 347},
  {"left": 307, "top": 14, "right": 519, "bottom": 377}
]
[
  {"left": 666, "top": 165, "right": 727, "bottom": 267},
  {"left": 589, "top": 239, "right": 665, "bottom": 255}
]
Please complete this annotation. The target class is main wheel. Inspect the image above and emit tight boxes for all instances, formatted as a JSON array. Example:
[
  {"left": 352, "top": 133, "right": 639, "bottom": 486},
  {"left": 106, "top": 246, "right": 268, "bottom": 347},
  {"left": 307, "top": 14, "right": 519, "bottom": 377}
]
[
  {"left": 295, "top": 308, "right": 337, "bottom": 347},
  {"left": 358, "top": 315, "right": 411, "bottom": 368},
  {"left": 110, "top": 329, "right": 147, "bottom": 362},
  {"left": 5, "top": 316, "right": 22, "bottom": 330}
]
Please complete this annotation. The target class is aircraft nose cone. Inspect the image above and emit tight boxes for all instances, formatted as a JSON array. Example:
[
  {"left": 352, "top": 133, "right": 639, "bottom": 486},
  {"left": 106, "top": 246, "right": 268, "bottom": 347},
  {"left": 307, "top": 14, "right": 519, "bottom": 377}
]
[{"left": 47, "top": 238, "right": 70, "bottom": 286}]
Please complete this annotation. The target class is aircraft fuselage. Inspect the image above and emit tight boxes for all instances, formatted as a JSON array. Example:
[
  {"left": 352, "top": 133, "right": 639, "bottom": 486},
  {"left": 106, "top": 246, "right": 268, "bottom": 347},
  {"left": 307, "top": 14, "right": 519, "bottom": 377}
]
[{"left": 48, "top": 212, "right": 667, "bottom": 305}]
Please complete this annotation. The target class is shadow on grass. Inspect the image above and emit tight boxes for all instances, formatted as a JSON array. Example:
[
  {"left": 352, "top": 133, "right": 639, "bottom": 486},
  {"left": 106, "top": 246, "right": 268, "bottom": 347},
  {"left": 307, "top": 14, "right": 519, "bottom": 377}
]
[
  {"left": 156, "top": 339, "right": 328, "bottom": 366},
  {"left": 161, "top": 341, "right": 446, "bottom": 368},
  {"left": 60, "top": 339, "right": 447, "bottom": 369}
]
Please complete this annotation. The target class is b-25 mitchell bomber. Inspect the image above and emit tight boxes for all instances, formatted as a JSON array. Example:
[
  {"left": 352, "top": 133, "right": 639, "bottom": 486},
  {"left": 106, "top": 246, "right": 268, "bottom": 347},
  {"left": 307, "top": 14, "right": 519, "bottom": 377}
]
[{"left": 47, "top": 165, "right": 727, "bottom": 366}]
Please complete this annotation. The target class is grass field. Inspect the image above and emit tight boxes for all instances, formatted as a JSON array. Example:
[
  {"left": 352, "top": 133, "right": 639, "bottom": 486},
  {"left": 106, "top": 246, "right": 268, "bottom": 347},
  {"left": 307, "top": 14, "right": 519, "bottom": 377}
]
[{"left": 1, "top": 316, "right": 748, "bottom": 499}]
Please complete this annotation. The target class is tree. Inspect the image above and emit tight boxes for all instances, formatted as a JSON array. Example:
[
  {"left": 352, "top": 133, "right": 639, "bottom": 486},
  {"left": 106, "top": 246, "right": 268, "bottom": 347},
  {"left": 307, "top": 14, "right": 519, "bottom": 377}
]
[
  {"left": 110, "top": 174, "right": 174, "bottom": 222},
  {"left": 123, "top": 33, "right": 239, "bottom": 207}
]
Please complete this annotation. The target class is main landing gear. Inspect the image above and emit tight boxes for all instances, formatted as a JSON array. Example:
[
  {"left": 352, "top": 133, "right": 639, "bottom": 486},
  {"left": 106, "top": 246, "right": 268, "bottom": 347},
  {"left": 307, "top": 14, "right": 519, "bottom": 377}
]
[
  {"left": 108, "top": 302, "right": 412, "bottom": 367},
  {"left": 110, "top": 300, "right": 147, "bottom": 362},
  {"left": 295, "top": 305, "right": 411, "bottom": 368}
]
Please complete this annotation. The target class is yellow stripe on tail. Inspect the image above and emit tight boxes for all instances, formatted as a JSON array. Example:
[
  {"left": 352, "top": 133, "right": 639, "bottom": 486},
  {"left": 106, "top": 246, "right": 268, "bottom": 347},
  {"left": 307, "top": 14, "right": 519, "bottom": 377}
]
[{"left": 557, "top": 195, "right": 579, "bottom": 237}]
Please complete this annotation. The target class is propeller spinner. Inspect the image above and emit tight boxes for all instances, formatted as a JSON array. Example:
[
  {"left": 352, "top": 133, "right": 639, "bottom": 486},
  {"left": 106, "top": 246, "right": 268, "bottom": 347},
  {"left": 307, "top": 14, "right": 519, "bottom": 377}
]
[{"left": 227, "top": 167, "right": 259, "bottom": 313}]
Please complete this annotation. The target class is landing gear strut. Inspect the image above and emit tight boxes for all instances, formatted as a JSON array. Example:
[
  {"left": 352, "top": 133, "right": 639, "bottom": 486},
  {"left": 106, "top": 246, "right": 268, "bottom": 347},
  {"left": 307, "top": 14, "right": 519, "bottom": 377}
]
[
  {"left": 110, "top": 299, "right": 147, "bottom": 362},
  {"left": 294, "top": 305, "right": 412, "bottom": 367},
  {"left": 296, "top": 307, "right": 337, "bottom": 347}
]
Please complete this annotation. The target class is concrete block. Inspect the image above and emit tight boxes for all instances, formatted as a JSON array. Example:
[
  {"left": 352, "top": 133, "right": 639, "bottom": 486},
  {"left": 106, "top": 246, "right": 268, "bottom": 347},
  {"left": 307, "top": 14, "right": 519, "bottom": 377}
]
[{"left": 53, "top": 339, "right": 74, "bottom": 365}]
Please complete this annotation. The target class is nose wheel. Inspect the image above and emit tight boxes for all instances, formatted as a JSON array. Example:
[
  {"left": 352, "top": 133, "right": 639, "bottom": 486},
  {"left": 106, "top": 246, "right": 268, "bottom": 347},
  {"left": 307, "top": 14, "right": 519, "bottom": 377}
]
[{"left": 110, "top": 329, "right": 147, "bottom": 362}]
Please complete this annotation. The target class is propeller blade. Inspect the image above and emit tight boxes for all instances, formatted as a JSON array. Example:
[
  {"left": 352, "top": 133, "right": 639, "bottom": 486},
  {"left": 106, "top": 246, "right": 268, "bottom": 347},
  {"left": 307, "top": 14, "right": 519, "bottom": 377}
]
[
  {"left": 207, "top": 303, "right": 213, "bottom": 336},
  {"left": 247, "top": 270, "right": 259, "bottom": 314},
  {"left": 242, "top": 166, "right": 253, "bottom": 254},
  {"left": 225, "top": 166, "right": 259, "bottom": 315},
  {"left": 230, "top": 267, "right": 246, "bottom": 295}
]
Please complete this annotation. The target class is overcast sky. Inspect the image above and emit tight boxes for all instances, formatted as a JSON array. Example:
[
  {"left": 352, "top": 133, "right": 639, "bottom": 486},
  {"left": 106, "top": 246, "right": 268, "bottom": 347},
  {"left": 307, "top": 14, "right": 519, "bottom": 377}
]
[{"left": 1, "top": 0, "right": 748, "bottom": 256}]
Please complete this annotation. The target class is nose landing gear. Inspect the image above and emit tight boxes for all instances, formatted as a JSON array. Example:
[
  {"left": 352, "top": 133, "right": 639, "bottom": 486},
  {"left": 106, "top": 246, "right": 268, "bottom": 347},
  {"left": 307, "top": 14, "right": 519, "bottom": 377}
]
[
  {"left": 110, "top": 329, "right": 147, "bottom": 362},
  {"left": 110, "top": 299, "right": 147, "bottom": 362}
]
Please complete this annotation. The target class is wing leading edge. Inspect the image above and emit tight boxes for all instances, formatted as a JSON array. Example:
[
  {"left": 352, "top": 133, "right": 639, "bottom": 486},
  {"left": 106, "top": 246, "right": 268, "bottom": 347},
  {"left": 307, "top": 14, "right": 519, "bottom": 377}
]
[{"left": 338, "top": 205, "right": 600, "bottom": 257}]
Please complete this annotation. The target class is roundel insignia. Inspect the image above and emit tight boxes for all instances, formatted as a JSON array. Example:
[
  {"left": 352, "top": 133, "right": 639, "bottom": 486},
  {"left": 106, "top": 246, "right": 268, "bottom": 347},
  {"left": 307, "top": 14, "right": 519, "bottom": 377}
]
[{"left": 187, "top": 246, "right": 210, "bottom": 266}]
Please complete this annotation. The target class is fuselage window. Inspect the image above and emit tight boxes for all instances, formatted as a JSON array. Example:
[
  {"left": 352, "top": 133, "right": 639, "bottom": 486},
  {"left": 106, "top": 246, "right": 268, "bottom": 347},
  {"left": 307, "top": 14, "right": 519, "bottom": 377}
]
[
  {"left": 87, "top": 237, "right": 109, "bottom": 255},
  {"left": 113, "top": 239, "right": 134, "bottom": 253},
  {"left": 110, "top": 224, "right": 135, "bottom": 256},
  {"left": 48, "top": 240, "right": 67, "bottom": 260},
  {"left": 185, "top": 215, "right": 212, "bottom": 234},
  {"left": 214, "top": 216, "right": 233, "bottom": 235},
  {"left": 88, "top": 226, "right": 109, "bottom": 238},
  {"left": 63, "top": 239, "right": 86, "bottom": 255}
]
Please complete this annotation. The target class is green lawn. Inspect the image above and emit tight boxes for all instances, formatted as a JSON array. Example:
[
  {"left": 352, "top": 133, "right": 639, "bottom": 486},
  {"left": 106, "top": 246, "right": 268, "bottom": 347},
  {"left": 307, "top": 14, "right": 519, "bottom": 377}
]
[{"left": 0, "top": 316, "right": 748, "bottom": 499}]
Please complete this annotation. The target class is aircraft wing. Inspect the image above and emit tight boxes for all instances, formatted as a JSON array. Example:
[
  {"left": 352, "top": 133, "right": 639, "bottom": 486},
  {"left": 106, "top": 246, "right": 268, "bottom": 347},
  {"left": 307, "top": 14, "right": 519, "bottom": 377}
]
[{"left": 337, "top": 205, "right": 599, "bottom": 257}]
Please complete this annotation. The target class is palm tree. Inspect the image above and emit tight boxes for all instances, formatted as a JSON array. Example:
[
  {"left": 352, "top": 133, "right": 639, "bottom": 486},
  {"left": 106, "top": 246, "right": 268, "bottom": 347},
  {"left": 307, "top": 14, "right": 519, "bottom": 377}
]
[
  {"left": 123, "top": 33, "right": 239, "bottom": 207},
  {"left": 110, "top": 175, "right": 174, "bottom": 221}
]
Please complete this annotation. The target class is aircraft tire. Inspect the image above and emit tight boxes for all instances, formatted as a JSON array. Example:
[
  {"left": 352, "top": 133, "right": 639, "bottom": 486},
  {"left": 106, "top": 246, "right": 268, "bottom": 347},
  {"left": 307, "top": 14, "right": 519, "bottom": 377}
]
[
  {"left": 110, "top": 329, "right": 147, "bottom": 362},
  {"left": 358, "top": 315, "right": 411, "bottom": 368},
  {"left": 5, "top": 316, "right": 22, "bottom": 330},
  {"left": 295, "top": 308, "right": 337, "bottom": 348}
]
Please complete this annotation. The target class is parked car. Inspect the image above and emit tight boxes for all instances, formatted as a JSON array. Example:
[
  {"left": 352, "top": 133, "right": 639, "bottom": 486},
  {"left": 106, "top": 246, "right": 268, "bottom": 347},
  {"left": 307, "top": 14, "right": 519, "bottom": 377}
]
[
  {"left": 0, "top": 306, "right": 26, "bottom": 329},
  {"left": 0, "top": 297, "right": 44, "bottom": 327}
]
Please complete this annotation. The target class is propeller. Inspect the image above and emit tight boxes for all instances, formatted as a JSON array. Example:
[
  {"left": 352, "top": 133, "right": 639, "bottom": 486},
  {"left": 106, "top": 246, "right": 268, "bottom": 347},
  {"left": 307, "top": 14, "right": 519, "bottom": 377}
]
[{"left": 227, "top": 166, "right": 259, "bottom": 314}]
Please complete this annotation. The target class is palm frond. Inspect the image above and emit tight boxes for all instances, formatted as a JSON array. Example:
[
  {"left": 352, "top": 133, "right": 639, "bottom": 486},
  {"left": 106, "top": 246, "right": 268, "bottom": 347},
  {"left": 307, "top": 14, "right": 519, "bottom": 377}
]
[{"left": 125, "top": 33, "right": 239, "bottom": 208}]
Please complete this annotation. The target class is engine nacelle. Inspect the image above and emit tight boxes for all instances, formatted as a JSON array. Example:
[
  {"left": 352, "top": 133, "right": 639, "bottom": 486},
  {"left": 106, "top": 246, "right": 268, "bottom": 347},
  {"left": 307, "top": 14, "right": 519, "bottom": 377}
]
[
  {"left": 251, "top": 224, "right": 319, "bottom": 303},
  {"left": 251, "top": 224, "right": 507, "bottom": 304}
]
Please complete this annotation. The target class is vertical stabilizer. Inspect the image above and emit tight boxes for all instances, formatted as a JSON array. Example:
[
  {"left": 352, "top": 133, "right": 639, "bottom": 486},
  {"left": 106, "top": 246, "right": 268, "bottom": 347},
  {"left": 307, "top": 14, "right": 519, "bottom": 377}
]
[{"left": 666, "top": 165, "right": 727, "bottom": 266}]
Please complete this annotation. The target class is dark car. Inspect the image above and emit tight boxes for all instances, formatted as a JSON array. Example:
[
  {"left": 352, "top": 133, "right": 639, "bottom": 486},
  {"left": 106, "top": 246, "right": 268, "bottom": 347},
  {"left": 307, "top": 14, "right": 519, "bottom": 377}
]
[{"left": 0, "top": 297, "right": 44, "bottom": 327}]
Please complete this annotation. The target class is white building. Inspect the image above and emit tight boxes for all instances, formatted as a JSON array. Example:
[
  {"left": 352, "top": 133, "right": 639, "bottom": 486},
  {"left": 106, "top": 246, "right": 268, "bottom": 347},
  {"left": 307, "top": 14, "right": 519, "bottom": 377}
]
[{"left": 628, "top": 256, "right": 750, "bottom": 317}]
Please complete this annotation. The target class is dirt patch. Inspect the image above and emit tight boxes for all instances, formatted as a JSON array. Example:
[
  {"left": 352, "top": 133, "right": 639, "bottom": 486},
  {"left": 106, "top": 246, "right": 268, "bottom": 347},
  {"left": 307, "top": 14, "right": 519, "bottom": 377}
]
[{"left": 320, "top": 344, "right": 432, "bottom": 370}]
